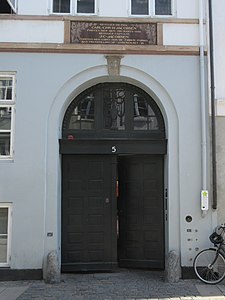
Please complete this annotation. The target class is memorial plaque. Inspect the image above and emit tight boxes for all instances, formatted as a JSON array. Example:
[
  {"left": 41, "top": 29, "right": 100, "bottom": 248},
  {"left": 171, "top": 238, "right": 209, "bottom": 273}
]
[{"left": 70, "top": 21, "right": 157, "bottom": 45}]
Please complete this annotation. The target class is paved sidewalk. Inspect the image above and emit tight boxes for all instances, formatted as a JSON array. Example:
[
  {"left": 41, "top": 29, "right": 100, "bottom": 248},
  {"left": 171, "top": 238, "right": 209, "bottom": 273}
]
[
  {"left": 0, "top": 283, "right": 30, "bottom": 300},
  {"left": 1, "top": 269, "right": 225, "bottom": 300}
]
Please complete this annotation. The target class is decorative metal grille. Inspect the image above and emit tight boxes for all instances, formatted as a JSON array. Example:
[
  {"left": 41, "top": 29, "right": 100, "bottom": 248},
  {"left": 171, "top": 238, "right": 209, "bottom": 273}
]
[
  {"left": 133, "top": 94, "right": 159, "bottom": 130},
  {"left": 62, "top": 83, "right": 165, "bottom": 139},
  {"left": 68, "top": 93, "right": 94, "bottom": 130},
  {"left": 104, "top": 88, "right": 125, "bottom": 130}
]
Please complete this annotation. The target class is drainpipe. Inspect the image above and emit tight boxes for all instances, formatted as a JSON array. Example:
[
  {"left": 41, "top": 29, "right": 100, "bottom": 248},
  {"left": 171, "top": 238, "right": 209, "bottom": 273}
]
[
  {"left": 208, "top": 0, "right": 217, "bottom": 209},
  {"left": 199, "top": 0, "right": 208, "bottom": 215}
]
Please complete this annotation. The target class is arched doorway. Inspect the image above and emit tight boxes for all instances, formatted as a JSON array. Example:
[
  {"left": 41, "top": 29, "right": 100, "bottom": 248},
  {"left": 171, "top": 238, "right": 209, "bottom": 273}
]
[{"left": 60, "top": 83, "right": 167, "bottom": 272}]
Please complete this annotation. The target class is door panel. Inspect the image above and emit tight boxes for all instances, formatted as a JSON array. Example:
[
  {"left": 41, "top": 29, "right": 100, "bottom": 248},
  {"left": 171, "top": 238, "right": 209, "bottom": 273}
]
[
  {"left": 61, "top": 155, "right": 117, "bottom": 272},
  {"left": 118, "top": 155, "right": 164, "bottom": 269}
]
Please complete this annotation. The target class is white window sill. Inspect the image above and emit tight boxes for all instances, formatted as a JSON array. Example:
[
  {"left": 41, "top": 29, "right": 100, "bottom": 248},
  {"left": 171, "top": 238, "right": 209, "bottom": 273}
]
[
  {"left": 0, "top": 264, "right": 10, "bottom": 268},
  {"left": 0, "top": 157, "right": 14, "bottom": 162}
]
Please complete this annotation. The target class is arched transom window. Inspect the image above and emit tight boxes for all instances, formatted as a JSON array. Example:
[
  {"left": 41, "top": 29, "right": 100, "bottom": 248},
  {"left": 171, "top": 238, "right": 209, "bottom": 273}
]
[{"left": 62, "top": 83, "right": 165, "bottom": 139}]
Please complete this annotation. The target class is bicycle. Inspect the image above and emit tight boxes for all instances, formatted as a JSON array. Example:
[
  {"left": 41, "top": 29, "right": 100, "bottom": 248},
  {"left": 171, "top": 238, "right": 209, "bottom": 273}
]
[{"left": 193, "top": 224, "right": 225, "bottom": 284}]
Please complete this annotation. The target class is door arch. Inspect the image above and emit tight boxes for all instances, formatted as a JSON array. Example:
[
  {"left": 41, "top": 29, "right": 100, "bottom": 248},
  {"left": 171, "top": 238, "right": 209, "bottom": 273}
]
[
  {"left": 62, "top": 82, "right": 165, "bottom": 140},
  {"left": 60, "top": 82, "right": 167, "bottom": 272}
]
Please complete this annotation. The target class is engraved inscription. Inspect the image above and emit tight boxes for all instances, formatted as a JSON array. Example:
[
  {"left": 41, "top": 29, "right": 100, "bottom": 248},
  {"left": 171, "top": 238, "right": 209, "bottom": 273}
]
[{"left": 70, "top": 21, "right": 157, "bottom": 45}]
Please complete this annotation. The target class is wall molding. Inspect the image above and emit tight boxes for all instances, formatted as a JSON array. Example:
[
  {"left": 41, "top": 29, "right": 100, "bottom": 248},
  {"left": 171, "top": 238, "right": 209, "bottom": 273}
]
[
  {"left": 0, "top": 15, "right": 199, "bottom": 24},
  {"left": 0, "top": 43, "right": 201, "bottom": 55}
]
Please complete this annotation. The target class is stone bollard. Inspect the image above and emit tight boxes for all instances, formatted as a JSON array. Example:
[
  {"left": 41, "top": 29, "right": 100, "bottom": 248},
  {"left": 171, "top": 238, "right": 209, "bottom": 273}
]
[
  {"left": 45, "top": 250, "right": 60, "bottom": 284},
  {"left": 165, "top": 250, "right": 181, "bottom": 283}
]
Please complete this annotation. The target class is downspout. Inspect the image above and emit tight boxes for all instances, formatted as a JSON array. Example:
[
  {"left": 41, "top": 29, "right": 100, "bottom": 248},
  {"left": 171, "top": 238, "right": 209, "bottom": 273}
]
[
  {"left": 199, "top": 0, "right": 208, "bottom": 215},
  {"left": 208, "top": 0, "right": 217, "bottom": 209}
]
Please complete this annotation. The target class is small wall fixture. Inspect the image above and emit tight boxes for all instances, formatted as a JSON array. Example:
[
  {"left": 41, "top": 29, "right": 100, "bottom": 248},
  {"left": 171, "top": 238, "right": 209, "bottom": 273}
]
[{"left": 185, "top": 216, "right": 192, "bottom": 223}]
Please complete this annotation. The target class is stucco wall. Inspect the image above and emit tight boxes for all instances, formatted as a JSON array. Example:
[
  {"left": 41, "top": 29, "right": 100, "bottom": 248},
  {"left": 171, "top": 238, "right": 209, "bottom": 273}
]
[
  {"left": 16, "top": 0, "right": 199, "bottom": 18},
  {"left": 0, "top": 52, "right": 212, "bottom": 269},
  {"left": 0, "top": 20, "right": 201, "bottom": 47}
]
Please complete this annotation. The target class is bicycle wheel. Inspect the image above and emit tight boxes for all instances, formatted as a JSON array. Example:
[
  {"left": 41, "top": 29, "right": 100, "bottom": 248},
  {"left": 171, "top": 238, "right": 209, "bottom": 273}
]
[{"left": 193, "top": 248, "right": 225, "bottom": 284}]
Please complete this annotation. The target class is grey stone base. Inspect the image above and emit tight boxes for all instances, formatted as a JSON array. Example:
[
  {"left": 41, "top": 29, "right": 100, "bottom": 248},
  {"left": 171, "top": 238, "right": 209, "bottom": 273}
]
[
  {"left": 181, "top": 267, "right": 197, "bottom": 279},
  {"left": 0, "top": 266, "right": 196, "bottom": 281},
  {"left": 165, "top": 250, "right": 181, "bottom": 282},
  {"left": 44, "top": 251, "right": 60, "bottom": 284},
  {"left": 0, "top": 269, "right": 42, "bottom": 281}
]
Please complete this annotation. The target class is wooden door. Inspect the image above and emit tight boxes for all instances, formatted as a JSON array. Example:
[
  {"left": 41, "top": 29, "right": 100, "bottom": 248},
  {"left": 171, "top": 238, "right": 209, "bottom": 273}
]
[
  {"left": 118, "top": 155, "right": 164, "bottom": 269},
  {"left": 61, "top": 155, "right": 117, "bottom": 272}
]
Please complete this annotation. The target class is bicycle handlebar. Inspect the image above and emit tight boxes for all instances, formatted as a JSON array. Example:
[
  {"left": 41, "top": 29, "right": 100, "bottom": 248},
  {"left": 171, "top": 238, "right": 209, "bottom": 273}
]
[
  {"left": 209, "top": 224, "right": 225, "bottom": 245},
  {"left": 216, "top": 224, "right": 225, "bottom": 234}
]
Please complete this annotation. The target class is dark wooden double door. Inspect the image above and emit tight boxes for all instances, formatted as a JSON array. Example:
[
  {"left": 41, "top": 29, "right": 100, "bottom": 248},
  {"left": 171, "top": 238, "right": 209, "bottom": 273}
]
[{"left": 61, "top": 155, "right": 164, "bottom": 272}]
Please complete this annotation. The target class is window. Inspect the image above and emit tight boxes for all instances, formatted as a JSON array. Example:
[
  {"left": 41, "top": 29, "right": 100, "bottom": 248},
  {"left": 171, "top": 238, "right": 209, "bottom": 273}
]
[
  {"left": 0, "top": 0, "right": 16, "bottom": 14},
  {"left": 62, "top": 83, "right": 165, "bottom": 139},
  {"left": 68, "top": 93, "right": 95, "bottom": 130},
  {"left": 77, "top": 0, "right": 95, "bottom": 14},
  {"left": 131, "top": 0, "right": 172, "bottom": 16},
  {"left": 131, "top": 0, "right": 148, "bottom": 15},
  {"left": 133, "top": 94, "right": 159, "bottom": 130},
  {"left": 104, "top": 88, "right": 125, "bottom": 130},
  {"left": 155, "top": 0, "right": 171, "bottom": 15},
  {"left": 0, "top": 74, "right": 15, "bottom": 159},
  {"left": 53, "top": 0, "right": 70, "bottom": 13},
  {"left": 52, "top": 0, "right": 96, "bottom": 14},
  {"left": 0, "top": 205, "right": 11, "bottom": 267}
]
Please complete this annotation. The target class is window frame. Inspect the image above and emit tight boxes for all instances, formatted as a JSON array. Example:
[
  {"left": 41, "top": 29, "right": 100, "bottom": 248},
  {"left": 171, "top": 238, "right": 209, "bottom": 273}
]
[
  {"left": 50, "top": 0, "right": 72, "bottom": 15},
  {"left": 0, "top": 203, "right": 12, "bottom": 268},
  {"left": 6, "top": 0, "right": 17, "bottom": 13},
  {"left": 75, "top": 0, "right": 97, "bottom": 15},
  {"left": 0, "top": 73, "right": 16, "bottom": 160},
  {"left": 0, "top": 0, "right": 17, "bottom": 14},
  {"left": 129, "top": 0, "right": 150, "bottom": 17},
  {"left": 129, "top": 0, "right": 175, "bottom": 17},
  {"left": 51, "top": 0, "right": 97, "bottom": 15}
]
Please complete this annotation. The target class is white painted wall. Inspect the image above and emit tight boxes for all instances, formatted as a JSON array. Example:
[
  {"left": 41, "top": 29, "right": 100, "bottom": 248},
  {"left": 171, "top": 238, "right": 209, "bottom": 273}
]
[
  {"left": 0, "top": 20, "right": 64, "bottom": 43},
  {"left": 99, "top": 0, "right": 128, "bottom": 17},
  {"left": 163, "top": 24, "right": 199, "bottom": 46},
  {"left": 0, "top": 0, "right": 213, "bottom": 272},
  {"left": 0, "top": 20, "right": 201, "bottom": 47},
  {"left": 0, "top": 0, "right": 203, "bottom": 46},
  {"left": 18, "top": 0, "right": 48, "bottom": 15},
  {"left": 15, "top": 0, "right": 199, "bottom": 18},
  {"left": 0, "top": 52, "right": 212, "bottom": 269},
  {"left": 176, "top": 0, "right": 199, "bottom": 19}
]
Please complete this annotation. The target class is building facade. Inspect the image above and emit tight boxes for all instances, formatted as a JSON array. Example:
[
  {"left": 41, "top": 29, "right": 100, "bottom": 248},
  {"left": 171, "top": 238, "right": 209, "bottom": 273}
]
[
  {"left": 212, "top": 0, "right": 225, "bottom": 227},
  {"left": 0, "top": 0, "right": 216, "bottom": 279}
]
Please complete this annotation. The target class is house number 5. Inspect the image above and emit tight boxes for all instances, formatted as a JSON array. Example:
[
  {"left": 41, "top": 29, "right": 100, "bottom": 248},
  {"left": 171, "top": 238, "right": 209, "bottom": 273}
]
[{"left": 112, "top": 146, "right": 117, "bottom": 153}]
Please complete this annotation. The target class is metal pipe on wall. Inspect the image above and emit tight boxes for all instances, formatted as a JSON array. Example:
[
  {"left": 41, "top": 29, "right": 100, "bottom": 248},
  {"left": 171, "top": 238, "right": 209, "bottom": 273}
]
[
  {"left": 199, "top": 0, "right": 208, "bottom": 216},
  {"left": 208, "top": 0, "right": 217, "bottom": 209},
  {"left": 199, "top": 0, "right": 207, "bottom": 191}
]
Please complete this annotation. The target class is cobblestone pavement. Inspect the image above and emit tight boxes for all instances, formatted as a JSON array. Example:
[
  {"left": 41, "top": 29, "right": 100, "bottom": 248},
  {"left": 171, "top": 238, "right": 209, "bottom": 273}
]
[{"left": 1, "top": 269, "right": 225, "bottom": 300}]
